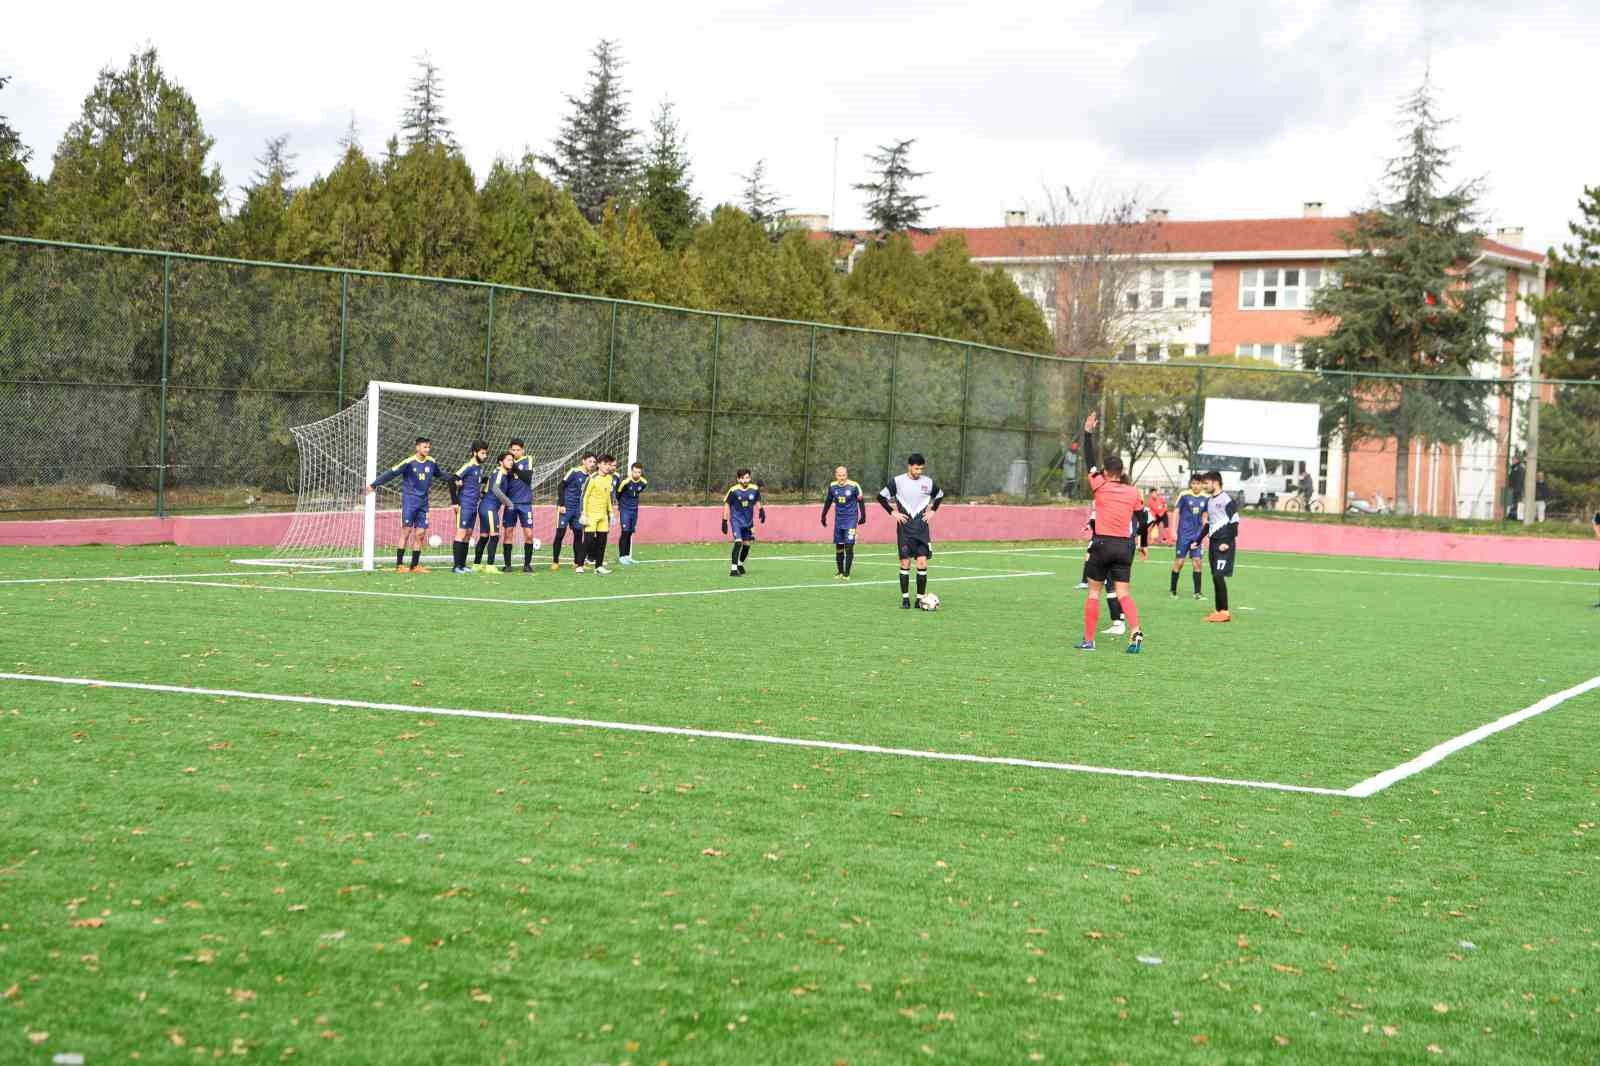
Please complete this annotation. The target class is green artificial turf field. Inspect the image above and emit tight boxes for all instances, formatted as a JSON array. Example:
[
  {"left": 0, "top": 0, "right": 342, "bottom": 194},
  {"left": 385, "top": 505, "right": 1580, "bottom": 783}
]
[{"left": 1, "top": 540, "right": 1597, "bottom": 1064}]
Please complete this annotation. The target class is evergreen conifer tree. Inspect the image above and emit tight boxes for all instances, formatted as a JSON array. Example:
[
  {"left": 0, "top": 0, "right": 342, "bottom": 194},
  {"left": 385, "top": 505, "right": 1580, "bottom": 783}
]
[
  {"left": 41, "top": 47, "right": 225, "bottom": 252},
  {"left": 737, "top": 159, "right": 785, "bottom": 239},
  {"left": 1301, "top": 75, "right": 1499, "bottom": 514},
  {"left": 540, "top": 40, "right": 641, "bottom": 223},
  {"left": 854, "top": 139, "right": 932, "bottom": 234},
  {"left": 400, "top": 55, "right": 457, "bottom": 152},
  {"left": 639, "top": 99, "right": 700, "bottom": 250},
  {"left": 0, "top": 74, "right": 38, "bottom": 232},
  {"left": 1529, "top": 186, "right": 1600, "bottom": 380}
]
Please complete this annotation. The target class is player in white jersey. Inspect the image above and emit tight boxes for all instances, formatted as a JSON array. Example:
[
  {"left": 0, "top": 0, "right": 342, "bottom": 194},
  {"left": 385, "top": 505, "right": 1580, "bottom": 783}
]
[{"left": 877, "top": 453, "right": 945, "bottom": 609}]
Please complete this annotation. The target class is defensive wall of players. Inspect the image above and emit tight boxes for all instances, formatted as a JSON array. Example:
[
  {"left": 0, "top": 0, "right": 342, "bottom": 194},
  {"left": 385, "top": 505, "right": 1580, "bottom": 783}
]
[{"left": 0, "top": 505, "right": 1594, "bottom": 569}]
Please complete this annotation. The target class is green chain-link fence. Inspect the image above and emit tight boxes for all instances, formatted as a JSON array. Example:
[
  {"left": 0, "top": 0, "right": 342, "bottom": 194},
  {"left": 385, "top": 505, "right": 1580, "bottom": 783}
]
[{"left": 2, "top": 234, "right": 1596, "bottom": 525}]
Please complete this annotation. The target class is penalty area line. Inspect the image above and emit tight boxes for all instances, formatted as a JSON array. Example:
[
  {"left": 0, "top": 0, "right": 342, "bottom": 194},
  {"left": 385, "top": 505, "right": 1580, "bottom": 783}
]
[
  {"left": 120, "top": 570, "right": 1056, "bottom": 609},
  {"left": 1345, "top": 674, "right": 1600, "bottom": 797},
  {"left": 0, "top": 566, "right": 349, "bottom": 587},
  {"left": 0, "top": 671, "right": 1349, "bottom": 796}
]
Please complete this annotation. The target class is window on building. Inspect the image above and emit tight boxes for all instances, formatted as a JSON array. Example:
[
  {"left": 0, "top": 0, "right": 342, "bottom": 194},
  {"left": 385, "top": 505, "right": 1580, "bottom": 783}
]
[
  {"left": 1195, "top": 343, "right": 1209, "bottom": 357},
  {"left": 1124, "top": 289, "right": 1139, "bottom": 311},
  {"left": 1235, "top": 342, "right": 1303, "bottom": 368},
  {"left": 1171, "top": 269, "right": 1190, "bottom": 308},
  {"left": 1119, "top": 344, "right": 1138, "bottom": 361},
  {"left": 1148, "top": 270, "right": 1164, "bottom": 310},
  {"left": 1199, "top": 269, "right": 1213, "bottom": 308},
  {"left": 1239, "top": 267, "right": 1331, "bottom": 311}
]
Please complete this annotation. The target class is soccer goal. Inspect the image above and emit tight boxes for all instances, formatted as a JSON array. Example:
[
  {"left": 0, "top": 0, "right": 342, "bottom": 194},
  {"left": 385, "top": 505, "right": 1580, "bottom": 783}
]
[{"left": 270, "top": 381, "right": 638, "bottom": 570}]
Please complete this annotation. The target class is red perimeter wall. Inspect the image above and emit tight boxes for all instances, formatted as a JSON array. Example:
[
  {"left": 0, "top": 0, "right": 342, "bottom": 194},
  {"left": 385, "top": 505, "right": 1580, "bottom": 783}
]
[{"left": 0, "top": 506, "right": 1594, "bottom": 570}]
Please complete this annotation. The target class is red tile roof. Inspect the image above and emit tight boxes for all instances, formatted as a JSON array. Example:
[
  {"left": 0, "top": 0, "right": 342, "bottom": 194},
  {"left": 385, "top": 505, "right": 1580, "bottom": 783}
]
[{"left": 819, "top": 217, "right": 1543, "bottom": 265}]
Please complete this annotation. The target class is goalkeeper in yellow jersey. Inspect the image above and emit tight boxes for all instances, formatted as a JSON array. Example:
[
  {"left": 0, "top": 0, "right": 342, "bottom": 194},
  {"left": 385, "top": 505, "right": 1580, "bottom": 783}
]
[{"left": 576, "top": 454, "right": 620, "bottom": 575}]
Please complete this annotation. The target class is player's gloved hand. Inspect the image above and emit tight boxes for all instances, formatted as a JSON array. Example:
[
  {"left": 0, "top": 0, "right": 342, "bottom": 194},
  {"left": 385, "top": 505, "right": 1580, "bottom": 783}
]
[
  {"left": 720, "top": 519, "right": 729, "bottom": 535},
  {"left": 758, "top": 508, "right": 767, "bottom": 524},
  {"left": 820, "top": 516, "right": 827, "bottom": 526}
]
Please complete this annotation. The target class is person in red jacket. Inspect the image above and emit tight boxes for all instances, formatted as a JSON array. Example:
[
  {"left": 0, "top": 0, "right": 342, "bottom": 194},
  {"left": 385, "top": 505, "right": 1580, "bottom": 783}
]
[{"left": 1076, "top": 412, "right": 1144, "bottom": 654}]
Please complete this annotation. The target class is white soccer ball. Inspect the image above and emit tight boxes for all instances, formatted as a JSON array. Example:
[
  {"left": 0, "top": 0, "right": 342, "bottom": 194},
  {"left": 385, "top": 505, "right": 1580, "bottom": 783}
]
[
  {"left": 917, "top": 593, "right": 941, "bottom": 611},
  {"left": 531, "top": 537, "right": 542, "bottom": 550},
  {"left": 427, "top": 534, "right": 443, "bottom": 548}
]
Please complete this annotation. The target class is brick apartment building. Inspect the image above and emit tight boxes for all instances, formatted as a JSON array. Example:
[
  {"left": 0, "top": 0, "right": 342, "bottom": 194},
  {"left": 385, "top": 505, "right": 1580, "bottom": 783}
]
[{"left": 824, "top": 205, "right": 1546, "bottom": 517}]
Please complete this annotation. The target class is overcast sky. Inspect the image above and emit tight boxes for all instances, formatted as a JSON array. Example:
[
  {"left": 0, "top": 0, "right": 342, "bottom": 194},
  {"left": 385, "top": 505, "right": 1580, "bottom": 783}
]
[{"left": 4, "top": 0, "right": 1596, "bottom": 252}]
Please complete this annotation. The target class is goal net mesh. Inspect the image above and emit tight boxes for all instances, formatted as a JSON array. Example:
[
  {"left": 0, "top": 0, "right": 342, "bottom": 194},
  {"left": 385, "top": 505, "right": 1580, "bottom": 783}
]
[{"left": 272, "top": 387, "right": 635, "bottom": 565}]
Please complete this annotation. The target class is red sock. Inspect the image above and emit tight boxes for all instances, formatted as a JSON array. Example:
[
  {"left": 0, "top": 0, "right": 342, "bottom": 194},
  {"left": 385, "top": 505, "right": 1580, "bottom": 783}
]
[
  {"left": 1084, "top": 595, "right": 1100, "bottom": 642},
  {"left": 1120, "top": 592, "right": 1139, "bottom": 632}
]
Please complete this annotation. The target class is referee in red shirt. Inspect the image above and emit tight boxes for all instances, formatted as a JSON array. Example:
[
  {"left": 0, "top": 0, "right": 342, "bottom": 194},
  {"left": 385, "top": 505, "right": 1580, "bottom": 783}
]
[{"left": 1076, "top": 412, "right": 1145, "bottom": 653}]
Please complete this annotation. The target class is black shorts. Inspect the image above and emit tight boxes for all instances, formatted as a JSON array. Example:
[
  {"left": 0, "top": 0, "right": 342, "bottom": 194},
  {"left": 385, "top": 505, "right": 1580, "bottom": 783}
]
[
  {"left": 896, "top": 517, "right": 932, "bottom": 560},
  {"left": 1085, "top": 535, "right": 1135, "bottom": 584},
  {"left": 1209, "top": 541, "right": 1237, "bottom": 579}
]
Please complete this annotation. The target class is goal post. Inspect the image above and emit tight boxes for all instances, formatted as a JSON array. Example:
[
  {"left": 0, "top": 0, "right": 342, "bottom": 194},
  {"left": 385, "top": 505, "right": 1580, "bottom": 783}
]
[{"left": 275, "top": 380, "right": 639, "bottom": 571}]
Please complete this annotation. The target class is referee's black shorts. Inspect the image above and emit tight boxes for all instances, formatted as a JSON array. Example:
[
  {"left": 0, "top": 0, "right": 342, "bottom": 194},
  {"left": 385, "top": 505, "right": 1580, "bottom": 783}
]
[
  {"left": 896, "top": 517, "right": 933, "bottom": 560},
  {"left": 1084, "top": 535, "right": 1135, "bottom": 584}
]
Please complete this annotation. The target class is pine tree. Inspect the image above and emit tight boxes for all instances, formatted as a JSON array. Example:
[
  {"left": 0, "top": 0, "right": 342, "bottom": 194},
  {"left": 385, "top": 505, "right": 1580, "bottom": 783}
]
[
  {"left": 251, "top": 134, "right": 298, "bottom": 200},
  {"left": 540, "top": 40, "right": 641, "bottom": 224},
  {"left": 41, "top": 47, "right": 225, "bottom": 252},
  {"left": 0, "top": 73, "right": 39, "bottom": 232},
  {"left": 231, "top": 134, "right": 297, "bottom": 259},
  {"left": 639, "top": 99, "right": 701, "bottom": 250},
  {"left": 401, "top": 55, "right": 457, "bottom": 152},
  {"left": 738, "top": 159, "right": 785, "bottom": 239},
  {"left": 1529, "top": 186, "right": 1600, "bottom": 380},
  {"left": 853, "top": 139, "right": 932, "bottom": 234},
  {"left": 1301, "top": 75, "right": 1499, "bottom": 515}
]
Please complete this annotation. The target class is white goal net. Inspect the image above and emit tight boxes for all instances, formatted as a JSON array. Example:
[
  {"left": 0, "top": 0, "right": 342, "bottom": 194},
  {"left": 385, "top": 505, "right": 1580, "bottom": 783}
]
[{"left": 272, "top": 381, "right": 638, "bottom": 569}]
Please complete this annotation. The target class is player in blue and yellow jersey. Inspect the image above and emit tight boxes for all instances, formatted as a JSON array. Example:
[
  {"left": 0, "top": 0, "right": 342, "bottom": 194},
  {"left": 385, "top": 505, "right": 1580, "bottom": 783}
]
[
  {"left": 1170, "top": 472, "right": 1208, "bottom": 600},
  {"left": 470, "top": 452, "right": 514, "bottom": 572},
  {"left": 721, "top": 469, "right": 765, "bottom": 576},
  {"left": 616, "top": 462, "right": 648, "bottom": 565},
  {"left": 448, "top": 441, "right": 491, "bottom": 574},
  {"left": 577, "top": 454, "right": 621, "bottom": 574},
  {"left": 551, "top": 452, "right": 597, "bottom": 571},
  {"left": 820, "top": 464, "right": 866, "bottom": 579},
  {"left": 365, "top": 436, "right": 445, "bottom": 572},
  {"left": 500, "top": 438, "right": 537, "bottom": 572}
]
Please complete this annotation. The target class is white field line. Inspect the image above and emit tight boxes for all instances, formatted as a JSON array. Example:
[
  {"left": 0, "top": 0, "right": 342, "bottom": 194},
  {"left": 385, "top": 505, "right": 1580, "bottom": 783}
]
[
  {"left": 0, "top": 671, "right": 1349, "bottom": 797},
  {"left": 125, "top": 570, "right": 1056, "bottom": 609},
  {"left": 230, "top": 545, "right": 1077, "bottom": 570},
  {"left": 1006, "top": 552, "right": 1599, "bottom": 587},
  {"left": 1345, "top": 675, "right": 1600, "bottom": 797},
  {"left": 0, "top": 566, "right": 349, "bottom": 587}
]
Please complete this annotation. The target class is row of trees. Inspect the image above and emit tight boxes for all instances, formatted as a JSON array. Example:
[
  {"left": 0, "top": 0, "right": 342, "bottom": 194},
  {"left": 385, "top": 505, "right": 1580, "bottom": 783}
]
[{"left": 0, "top": 46, "right": 1041, "bottom": 353}]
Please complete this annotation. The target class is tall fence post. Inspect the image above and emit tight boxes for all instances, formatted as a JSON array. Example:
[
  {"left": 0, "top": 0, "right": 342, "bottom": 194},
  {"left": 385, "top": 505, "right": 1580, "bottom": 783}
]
[
  {"left": 704, "top": 315, "right": 722, "bottom": 500},
  {"left": 956, "top": 344, "right": 972, "bottom": 495},
  {"left": 1341, "top": 386, "right": 1354, "bottom": 522},
  {"left": 335, "top": 272, "right": 349, "bottom": 408},
  {"left": 1070, "top": 361, "right": 1087, "bottom": 497},
  {"left": 605, "top": 303, "right": 619, "bottom": 402},
  {"left": 156, "top": 254, "right": 171, "bottom": 518},
  {"left": 1023, "top": 356, "right": 1036, "bottom": 502},
  {"left": 483, "top": 286, "right": 496, "bottom": 392},
  {"left": 800, "top": 324, "right": 819, "bottom": 493},
  {"left": 884, "top": 335, "right": 900, "bottom": 482},
  {"left": 1190, "top": 367, "right": 1206, "bottom": 470}
]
